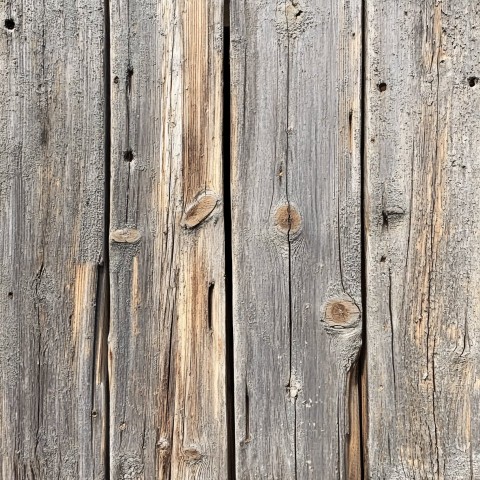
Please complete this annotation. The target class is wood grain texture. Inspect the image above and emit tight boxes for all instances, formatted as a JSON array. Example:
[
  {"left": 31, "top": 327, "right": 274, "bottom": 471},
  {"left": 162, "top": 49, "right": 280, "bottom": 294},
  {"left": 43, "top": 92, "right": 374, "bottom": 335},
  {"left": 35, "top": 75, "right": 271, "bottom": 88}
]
[
  {"left": 230, "top": 0, "right": 362, "bottom": 477},
  {"left": 108, "top": 0, "right": 227, "bottom": 477},
  {"left": 0, "top": 0, "right": 106, "bottom": 477},
  {"left": 365, "top": 1, "right": 480, "bottom": 478}
]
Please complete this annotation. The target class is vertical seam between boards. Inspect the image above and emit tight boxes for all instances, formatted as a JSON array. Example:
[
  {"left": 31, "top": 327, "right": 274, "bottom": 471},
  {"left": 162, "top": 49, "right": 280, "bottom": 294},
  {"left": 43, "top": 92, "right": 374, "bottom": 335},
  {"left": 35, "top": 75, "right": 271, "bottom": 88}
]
[
  {"left": 223, "top": 2, "right": 236, "bottom": 478},
  {"left": 103, "top": 0, "right": 112, "bottom": 474},
  {"left": 359, "top": 0, "right": 367, "bottom": 477}
]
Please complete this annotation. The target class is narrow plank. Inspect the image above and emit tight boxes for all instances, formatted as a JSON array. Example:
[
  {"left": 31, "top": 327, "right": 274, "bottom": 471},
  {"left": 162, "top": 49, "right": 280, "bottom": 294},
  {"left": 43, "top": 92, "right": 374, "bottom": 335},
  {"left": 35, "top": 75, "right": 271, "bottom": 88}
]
[
  {"left": 365, "top": 1, "right": 480, "bottom": 477},
  {"left": 0, "top": 0, "right": 106, "bottom": 477},
  {"left": 108, "top": 0, "right": 227, "bottom": 477},
  {"left": 230, "top": 0, "right": 362, "bottom": 477}
]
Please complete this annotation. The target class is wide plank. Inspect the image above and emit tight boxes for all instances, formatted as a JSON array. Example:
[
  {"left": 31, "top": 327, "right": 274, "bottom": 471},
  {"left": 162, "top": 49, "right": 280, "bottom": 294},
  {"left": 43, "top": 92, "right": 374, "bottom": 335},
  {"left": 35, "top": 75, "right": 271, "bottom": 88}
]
[
  {"left": 230, "top": 0, "right": 362, "bottom": 477},
  {"left": 108, "top": 0, "right": 227, "bottom": 477},
  {"left": 365, "top": 1, "right": 480, "bottom": 477},
  {"left": 0, "top": 0, "right": 106, "bottom": 476}
]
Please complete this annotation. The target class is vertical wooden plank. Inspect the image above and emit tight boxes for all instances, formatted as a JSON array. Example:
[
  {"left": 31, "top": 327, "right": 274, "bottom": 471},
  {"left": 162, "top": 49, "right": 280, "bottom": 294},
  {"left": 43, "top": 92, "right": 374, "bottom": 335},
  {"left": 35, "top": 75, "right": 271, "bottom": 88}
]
[
  {"left": 230, "top": 0, "right": 362, "bottom": 477},
  {"left": 108, "top": 0, "right": 227, "bottom": 477},
  {"left": 0, "top": 0, "right": 106, "bottom": 477},
  {"left": 366, "top": 1, "right": 480, "bottom": 478}
]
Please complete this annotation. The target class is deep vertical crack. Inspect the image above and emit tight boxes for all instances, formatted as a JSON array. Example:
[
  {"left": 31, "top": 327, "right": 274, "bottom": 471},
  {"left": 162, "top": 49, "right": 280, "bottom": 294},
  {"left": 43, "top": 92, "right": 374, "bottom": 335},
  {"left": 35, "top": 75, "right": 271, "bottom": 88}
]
[
  {"left": 101, "top": 0, "right": 112, "bottom": 474},
  {"left": 359, "top": 0, "right": 367, "bottom": 476},
  {"left": 223, "top": 6, "right": 236, "bottom": 479},
  {"left": 284, "top": 3, "right": 297, "bottom": 478}
]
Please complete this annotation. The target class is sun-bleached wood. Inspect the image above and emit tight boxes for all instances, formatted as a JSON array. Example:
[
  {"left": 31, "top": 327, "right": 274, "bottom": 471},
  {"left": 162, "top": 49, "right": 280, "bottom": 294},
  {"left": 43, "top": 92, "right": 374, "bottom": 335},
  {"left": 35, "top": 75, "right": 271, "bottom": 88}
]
[
  {"left": 365, "top": 1, "right": 480, "bottom": 477},
  {"left": 0, "top": 0, "right": 106, "bottom": 477},
  {"left": 108, "top": 0, "right": 227, "bottom": 477},
  {"left": 230, "top": 0, "right": 362, "bottom": 477}
]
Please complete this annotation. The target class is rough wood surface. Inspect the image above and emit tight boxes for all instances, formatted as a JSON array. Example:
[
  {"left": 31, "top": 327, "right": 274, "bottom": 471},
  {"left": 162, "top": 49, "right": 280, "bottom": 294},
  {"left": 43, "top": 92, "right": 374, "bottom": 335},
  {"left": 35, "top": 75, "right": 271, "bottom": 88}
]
[
  {"left": 365, "top": 1, "right": 480, "bottom": 478},
  {"left": 230, "top": 0, "right": 362, "bottom": 477},
  {"left": 0, "top": 0, "right": 106, "bottom": 477},
  {"left": 108, "top": 0, "right": 227, "bottom": 477}
]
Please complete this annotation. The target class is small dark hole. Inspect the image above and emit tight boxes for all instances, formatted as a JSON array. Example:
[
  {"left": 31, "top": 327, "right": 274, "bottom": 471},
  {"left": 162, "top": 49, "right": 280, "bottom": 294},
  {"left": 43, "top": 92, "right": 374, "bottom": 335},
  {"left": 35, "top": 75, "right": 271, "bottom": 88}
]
[
  {"left": 207, "top": 282, "right": 215, "bottom": 331},
  {"left": 380, "top": 256, "right": 386, "bottom": 263},
  {"left": 378, "top": 82, "right": 387, "bottom": 92},
  {"left": 127, "top": 66, "right": 134, "bottom": 77},
  {"left": 113, "top": 76, "right": 119, "bottom": 84},
  {"left": 382, "top": 210, "right": 389, "bottom": 228},
  {"left": 295, "top": 9, "right": 303, "bottom": 17},
  {"left": 7, "top": 291, "right": 13, "bottom": 298},
  {"left": 123, "top": 149, "right": 134, "bottom": 162},
  {"left": 92, "top": 410, "right": 98, "bottom": 417},
  {"left": 468, "top": 77, "right": 479, "bottom": 87},
  {"left": 370, "top": 138, "right": 376, "bottom": 143},
  {"left": 4, "top": 19, "right": 15, "bottom": 30}
]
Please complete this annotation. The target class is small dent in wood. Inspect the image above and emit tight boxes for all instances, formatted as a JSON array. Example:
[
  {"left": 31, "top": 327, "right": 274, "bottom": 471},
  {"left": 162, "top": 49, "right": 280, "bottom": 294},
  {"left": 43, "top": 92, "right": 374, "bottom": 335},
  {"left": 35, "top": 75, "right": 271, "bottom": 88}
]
[
  {"left": 156, "top": 438, "right": 170, "bottom": 451},
  {"left": 126, "top": 66, "right": 134, "bottom": 92},
  {"left": 378, "top": 82, "right": 387, "bottom": 92},
  {"left": 325, "top": 300, "right": 360, "bottom": 327},
  {"left": 110, "top": 228, "right": 142, "bottom": 244},
  {"left": 382, "top": 206, "right": 406, "bottom": 230},
  {"left": 4, "top": 19, "right": 15, "bottom": 30},
  {"left": 468, "top": 77, "right": 479, "bottom": 87},
  {"left": 274, "top": 204, "right": 302, "bottom": 236},
  {"left": 123, "top": 149, "right": 134, "bottom": 162},
  {"left": 181, "top": 192, "right": 218, "bottom": 229},
  {"left": 7, "top": 291, "right": 13, "bottom": 298}
]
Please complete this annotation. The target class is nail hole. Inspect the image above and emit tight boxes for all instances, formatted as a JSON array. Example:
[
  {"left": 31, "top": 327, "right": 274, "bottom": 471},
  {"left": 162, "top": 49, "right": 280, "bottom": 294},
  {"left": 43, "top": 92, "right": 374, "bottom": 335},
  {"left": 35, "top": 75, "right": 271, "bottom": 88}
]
[
  {"left": 113, "top": 76, "right": 119, "bottom": 84},
  {"left": 468, "top": 77, "right": 479, "bottom": 87},
  {"left": 123, "top": 149, "right": 134, "bottom": 162},
  {"left": 378, "top": 82, "right": 387, "bottom": 92},
  {"left": 92, "top": 410, "right": 98, "bottom": 417},
  {"left": 7, "top": 291, "right": 13, "bottom": 298},
  {"left": 380, "top": 256, "right": 386, "bottom": 263},
  {"left": 4, "top": 19, "right": 15, "bottom": 30}
]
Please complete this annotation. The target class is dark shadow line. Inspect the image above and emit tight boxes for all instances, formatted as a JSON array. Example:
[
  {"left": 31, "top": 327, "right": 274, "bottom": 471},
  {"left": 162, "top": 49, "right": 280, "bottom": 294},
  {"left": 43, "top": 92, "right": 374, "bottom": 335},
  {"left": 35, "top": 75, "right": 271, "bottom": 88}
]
[{"left": 223, "top": 12, "right": 236, "bottom": 480}]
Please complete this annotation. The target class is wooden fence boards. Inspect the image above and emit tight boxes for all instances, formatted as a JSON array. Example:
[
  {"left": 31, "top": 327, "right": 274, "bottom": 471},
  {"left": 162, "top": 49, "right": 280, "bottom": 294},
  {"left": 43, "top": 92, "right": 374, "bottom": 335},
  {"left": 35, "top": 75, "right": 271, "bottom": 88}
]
[
  {"left": 365, "top": 1, "right": 480, "bottom": 478},
  {"left": 2, "top": 0, "right": 480, "bottom": 477},
  {"left": 0, "top": 0, "right": 106, "bottom": 477},
  {"left": 108, "top": 0, "right": 227, "bottom": 477},
  {"left": 230, "top": 0, "right": 362, "bottom": 477}
]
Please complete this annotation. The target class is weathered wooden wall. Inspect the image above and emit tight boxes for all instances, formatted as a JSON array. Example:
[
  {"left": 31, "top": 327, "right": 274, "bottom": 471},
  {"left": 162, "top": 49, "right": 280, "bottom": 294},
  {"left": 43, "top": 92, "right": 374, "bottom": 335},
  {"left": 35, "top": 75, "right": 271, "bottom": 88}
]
[{"left": 1, "top": 0, "right": 480, "bottom": 478}]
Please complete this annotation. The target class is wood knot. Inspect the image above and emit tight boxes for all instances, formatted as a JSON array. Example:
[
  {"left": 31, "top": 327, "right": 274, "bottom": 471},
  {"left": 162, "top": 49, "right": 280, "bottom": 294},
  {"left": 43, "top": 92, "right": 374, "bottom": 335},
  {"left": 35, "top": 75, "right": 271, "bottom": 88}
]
[
  {"left": 274, "top": 204, "right": 302, "bottom": 236},
  {"left": 182, "top": 447, "right": 203, "bottom": 463},
  {"left": 110, "top": 228, "right": 142, "bottom": 244},
  {"left": 325, "top": 300, "right": 360, "bottom": 327},
  {"left": 182, "top": 192, "right": 218, "bottom": 229}
]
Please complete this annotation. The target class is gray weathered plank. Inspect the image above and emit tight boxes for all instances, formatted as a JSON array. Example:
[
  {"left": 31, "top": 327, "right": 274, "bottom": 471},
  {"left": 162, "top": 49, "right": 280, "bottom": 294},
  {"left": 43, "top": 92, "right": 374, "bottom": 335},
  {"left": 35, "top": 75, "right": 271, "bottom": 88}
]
[
  {"left": 230, "top": 0, "right": 362, "bottom": 477},
  {"left": 108, "top": 0, "right": 227, "bottom": 477},
  {"left": 365, "top": 1, "right": 480, "bottom": 478},
  {"left": 0, "top": 0, "right": 106, "bottom": 477}
]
